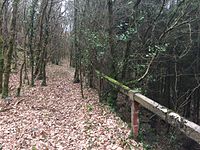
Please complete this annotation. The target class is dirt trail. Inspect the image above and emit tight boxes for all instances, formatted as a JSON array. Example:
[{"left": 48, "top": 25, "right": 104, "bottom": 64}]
[{"left": 0, "top": 63, "right": 141, "bottom": 150}]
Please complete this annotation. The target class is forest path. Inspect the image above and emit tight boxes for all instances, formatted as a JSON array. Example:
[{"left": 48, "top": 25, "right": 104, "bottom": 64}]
[{"left": 0, "top": 62, "right": 141, "bottom": 150}]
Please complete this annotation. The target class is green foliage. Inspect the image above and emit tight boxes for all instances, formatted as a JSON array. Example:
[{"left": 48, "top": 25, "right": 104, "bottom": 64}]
[
  {"left": 169, "top": 131, "right": 177, "bottom": 145},
  {"left": 128, "top": 129, "right": 134, "bottom": 139},
  {"left": 116, "top": 27, "right": 137, "bottom": 42},
  {"left": 0, "top": 36, "right": 3, "bottom": 45},
  {"left": 14, "top": 0, "right": 20, "bottom": 4},
  {"left": 69, "top": 0, "right": 200, "bottom": 148},
  {"left": 81, "top": 48, "right": 90, "bottom": 65},
  {"left": 107, "top": 93, "right": 116, "bottom": 109},
  {"left": 138, "top": 128, "right": 152, "bottom": 150},
  {"left": 143, "top": 143, "right": 152, "bottom": 150},
  {"left": 86, "top": 104, "right": 93, "bottom": 112},
  {"left": 82, "top": 29, "right": 108, "bottom": 59},
  {"left": 32, "top": 145, "right": 37, "bottom": 150},
  {"left": 106, "top": 88, "right": 118, "bottom": 110},
  {"left": 78, "top": 29, "right": 109, "bottom": 71},
  {"left": 147, "top": 45, "right": 167, "bottom": 56}
]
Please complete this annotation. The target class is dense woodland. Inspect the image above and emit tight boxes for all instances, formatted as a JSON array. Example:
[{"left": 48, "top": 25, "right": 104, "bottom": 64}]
[
  {"left": 0, "top": 0, "right": 68, "bottom": 97},
  {"left": 71, "top": 0, "right": 200, "bottom": 124},
  {"left": 69, "top": 0, "right": 200, "bottom": 148},
  {"left": 0, "top": 0, "right": 200, "bottom": 149}
]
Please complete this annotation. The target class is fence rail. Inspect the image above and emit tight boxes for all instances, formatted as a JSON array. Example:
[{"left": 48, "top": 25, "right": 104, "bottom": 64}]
[{"left": 96, "top": 70, "right": 200, "bottom": 144}]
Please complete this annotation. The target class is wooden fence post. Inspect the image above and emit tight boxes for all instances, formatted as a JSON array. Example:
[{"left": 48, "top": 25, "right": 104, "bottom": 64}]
[
  {"left": 131, "top": 100, "right": 140, "bottom": 138},
  {"left": 95, "top": 70, "right": 200, "bottom": 144},
  {"left": 99, "top": 73, "right": 103, "bottom": 102}
]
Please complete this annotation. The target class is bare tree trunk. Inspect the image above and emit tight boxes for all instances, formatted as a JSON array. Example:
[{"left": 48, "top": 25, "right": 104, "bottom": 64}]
[
  {"left": 2, "top": 0, "right": 19, "bottom": 98},
  {"left": 34, "top": 0, "right": 47, "bottom": 80},
  {"left": 107, "top": 0, "right": 116, "bottom": 77},
  {"left": 73, "top": 0, "right": 80, "bottom": 83},
  {"left": 28, "top": 0, "right": 38, "bottom": 86},
  {"left": 16, "top": 62, "right": 25, "bottom": 97},
  {"left": 23, "top": 46, "right": 29, "bottom": 85},
  {"left": 0, "top": 1, "right": 4, "bottom": 93},
  {"left": 106, "top": 0, "right": 118, "bottom": 109},
  {"left": 121, "top": 40, "right": 132, "bottom": 81},
  {"left": 80, "top": 60, "right": 84, "bottom": 98},
  {"left": 41, "top": 0, "right": 53, "bottom": 86},
  {"left": 22, "top": 3, "right": 29, "bottom": 85},
  {"left": 0, "top": 52, "right": 3, "bottom": 93}
]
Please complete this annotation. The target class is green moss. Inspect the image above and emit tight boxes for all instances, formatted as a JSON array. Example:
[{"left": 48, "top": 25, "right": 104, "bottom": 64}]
[
  {"left": 0, "top": 36, "right": 4, "bottom": 45},
  {"left": 96, "top": 70, "right": 141, "bottom": 95}
]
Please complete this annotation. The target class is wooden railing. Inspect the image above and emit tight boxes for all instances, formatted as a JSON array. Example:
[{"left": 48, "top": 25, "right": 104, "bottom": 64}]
[{"left": 96, "top": 70, "right": 200, "bottom": 144}]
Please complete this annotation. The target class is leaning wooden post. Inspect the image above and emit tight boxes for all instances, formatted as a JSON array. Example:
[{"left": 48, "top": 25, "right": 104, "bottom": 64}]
[{"left": 131, "top": 100, "right": 140, "bottom": 138}]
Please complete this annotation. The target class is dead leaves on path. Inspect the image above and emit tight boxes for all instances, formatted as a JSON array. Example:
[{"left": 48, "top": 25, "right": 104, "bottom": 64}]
[{"left": 0, "top": 64, "right": 142, "bottom": 150}]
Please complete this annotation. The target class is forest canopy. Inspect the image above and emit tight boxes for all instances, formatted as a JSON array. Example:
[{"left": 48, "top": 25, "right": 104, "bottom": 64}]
[{"left": 70, "top": 0, "right": 200, "bottom": 124}]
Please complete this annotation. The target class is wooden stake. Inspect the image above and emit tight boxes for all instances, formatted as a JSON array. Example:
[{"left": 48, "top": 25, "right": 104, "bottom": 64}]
[{"left": 131, "top": 100, "right": 140, "bottom": 138}]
